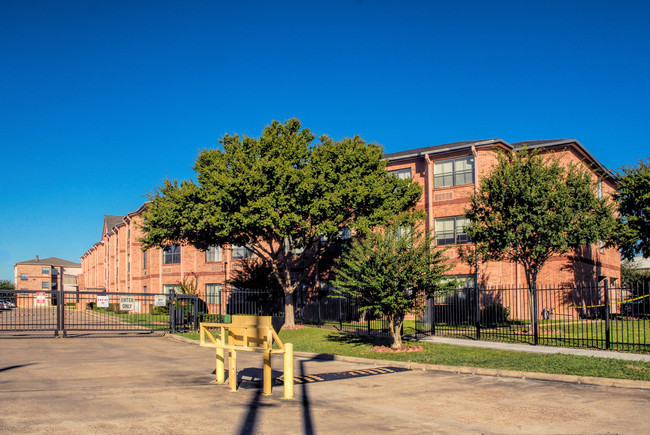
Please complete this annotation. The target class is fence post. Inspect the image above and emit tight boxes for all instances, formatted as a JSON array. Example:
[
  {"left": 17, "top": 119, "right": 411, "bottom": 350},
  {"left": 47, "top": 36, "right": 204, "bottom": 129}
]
[
  {"left": 339, "top": 298, "right": 342, "bottom": 330},
  {"left": 317, "top": 298, "right": 321, "bottom": 327},
  {"left": 430, "top": 298, "right": 435, "bottom": 336},
  {"left": 604, "top": 280, "right": 610, "bottom": 350},
  {"left": 475, "top": 285, "right": 481, "bottom": 340},
  {"left": 193, "top": 294, "right": 199, "bottom": 331},
  {"left": 60, "top": 286, "right": 66, "bottom": 337},
  {"left": 170, "top": 292, "right": 176, "bottom": 333},
  {"left": 533, "top": 286, "right": 539, "bottom": 345}
]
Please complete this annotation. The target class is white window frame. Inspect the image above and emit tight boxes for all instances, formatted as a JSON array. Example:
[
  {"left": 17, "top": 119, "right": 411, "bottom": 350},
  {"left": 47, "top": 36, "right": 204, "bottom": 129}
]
[
  {"left": 435, "top": 216, "right": 470, "bottom": 246},
  {"left": 205, "top": 246, "right": 223, "bottom": 263},
  {"left": 434, "top": 156, "right": 474, "bottom": 188}
]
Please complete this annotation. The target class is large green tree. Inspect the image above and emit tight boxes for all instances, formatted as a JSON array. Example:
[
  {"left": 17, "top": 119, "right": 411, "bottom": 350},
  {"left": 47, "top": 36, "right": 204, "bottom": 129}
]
[
  {"left": 333, "top": 217, "right": 457, "bottom": 349},
  {"left": 462, "top": 149, "right": 614, "bottom": 337},
  {"left": 613, "top": 157, "right": 650, "bottom": 259},
  {"left": 140, "top": 119, "right": 421, "bottom": 327}
]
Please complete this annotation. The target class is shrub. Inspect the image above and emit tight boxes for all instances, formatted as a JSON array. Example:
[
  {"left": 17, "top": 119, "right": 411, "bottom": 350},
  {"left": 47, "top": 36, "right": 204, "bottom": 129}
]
[
  {"left": 108, "top": 303, "right": 128, "bottom": 314},
  {"left": 86, "top": 302, "right": 95, "bottom": 309},
  {"left": 480, "top": 302, "right": 510, "bottom": 326},
  {"left": 149, "top": 304, "right": 169, "bottom": 315}
]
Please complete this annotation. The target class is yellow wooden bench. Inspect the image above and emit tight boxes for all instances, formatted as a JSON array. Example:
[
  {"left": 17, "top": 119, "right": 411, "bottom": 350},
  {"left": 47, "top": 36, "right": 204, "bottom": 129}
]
[{"left": 199, "top": 315, "right": 293, "bottom": 398}]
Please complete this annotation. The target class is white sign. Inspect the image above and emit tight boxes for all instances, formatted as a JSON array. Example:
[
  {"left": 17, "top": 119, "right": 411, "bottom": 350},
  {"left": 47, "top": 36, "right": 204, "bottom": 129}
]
[
  {"left": 120, "top": 296, "right": 135, "bottom": 311},
  {"left": 97, "top": 295, "right": 109, "bottom": 308},
  {"left": 154, "top": 295, "right": 167, "bottom": 307},
  {"left": 35, "top": 292, "right": 46, "bottom": 304}
]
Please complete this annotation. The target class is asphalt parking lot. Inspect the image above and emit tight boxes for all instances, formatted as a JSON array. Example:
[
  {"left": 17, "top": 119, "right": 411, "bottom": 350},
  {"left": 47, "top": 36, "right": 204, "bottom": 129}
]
[{"left": 1, "top": 334, "right": 648, "bottom": 434}]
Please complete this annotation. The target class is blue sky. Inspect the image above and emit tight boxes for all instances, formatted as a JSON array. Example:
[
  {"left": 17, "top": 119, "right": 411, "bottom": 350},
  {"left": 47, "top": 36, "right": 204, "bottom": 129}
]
[{"left": 1, "top": 0, "right": 648, "bottom": 281}]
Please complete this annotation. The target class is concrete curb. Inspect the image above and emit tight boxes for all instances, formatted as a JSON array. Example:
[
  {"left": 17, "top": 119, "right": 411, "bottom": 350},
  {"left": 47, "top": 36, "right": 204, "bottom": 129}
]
[
  {"left": 164, "top": 333, "right": 650, "bottom": 390},
  {"left": 296, "top": 352, "right": 650, "bottom": 391}
]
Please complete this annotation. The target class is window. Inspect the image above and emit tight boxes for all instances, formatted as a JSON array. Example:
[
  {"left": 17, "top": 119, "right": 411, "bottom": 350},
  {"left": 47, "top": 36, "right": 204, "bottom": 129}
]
[
  {"left": 205, "top": 284, "right": 222, "bottom": 304},
  {"left": 597, "top": 179, "right": 602, "bottom": 199},
  {"left": 451, "top": 274, "right": 477, "bottom": 289},
  {"left": 205, "top": 246, "right": 222, "bottom": 263},
  {"left": 435, "top": 216, "right": 470, "bottom": 245},
  {"left": 388, "top": 168, "right": 412, "bottom": 180},
  {"left": 163, "top": 284, "right": 180, "bottom": 294},
  {"left": 163, "top": 244, "right": 181, "bottom": 264},
  {"left": 143, "top": 250, "right": 148, "bottom": 269},
  {"left": 42, "top": 267, "right": 49, "bottom": 274},
  {"left": 20, "top": 273, "right": 28, "bottom": 281},
  {"left": 434, "top": 156, "right": 474, "bottom": 188},
  {"left": 232, "top": 244, "right": 254, "bottom": 260},
  {"left": 42, "top": 281, "right": 49, "bottom": 289},
  {"left": 394, "top": 226, "right": 412, "bottom": 243}
]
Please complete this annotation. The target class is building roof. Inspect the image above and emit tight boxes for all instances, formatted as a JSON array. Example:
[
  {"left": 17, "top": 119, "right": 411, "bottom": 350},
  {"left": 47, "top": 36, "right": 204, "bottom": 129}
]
[
  {"left": 385, "top": 139, "right": 507, "bottom": 160},
  {"left": 103, "top": 214, "right": 124, "bottom": 237},
  {"left": 511, "top": 138, "right": 614, "bottom": 179},
  {"left": 15, "top": 256, "right": 81, "bottom": 268},
  {"left": 385, "top": 137, "right": 614, "bottom": 181}
]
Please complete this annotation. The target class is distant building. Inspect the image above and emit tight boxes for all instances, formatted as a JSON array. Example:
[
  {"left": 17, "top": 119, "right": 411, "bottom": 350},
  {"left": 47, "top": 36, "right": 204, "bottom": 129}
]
[{"left": 14, "top": 256, "right": 82, "bottom": 306}]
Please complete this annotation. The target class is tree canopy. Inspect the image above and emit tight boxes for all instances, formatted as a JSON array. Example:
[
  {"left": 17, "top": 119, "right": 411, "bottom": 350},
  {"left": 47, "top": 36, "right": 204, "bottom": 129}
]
[
  {"left": 333, "top": 216, "right": 457, "bottom": 349},
  {"left": 613, "top": 157, "right": 650, "bottom": 259},
  {"left": 462, "top": 149, "right": 614, "bottom": 335},
  {"left": 140, "top": 118, "right": 421, "bottom": 327}
]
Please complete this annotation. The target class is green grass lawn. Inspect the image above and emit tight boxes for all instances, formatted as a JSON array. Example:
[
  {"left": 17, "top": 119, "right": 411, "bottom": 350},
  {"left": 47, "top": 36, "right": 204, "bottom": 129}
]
[
  {"left": 177, "top": 326, "right": 650, "bottom": 381},
  {"left": 91, "top": 308, "right": 170, "bottom": 329}
]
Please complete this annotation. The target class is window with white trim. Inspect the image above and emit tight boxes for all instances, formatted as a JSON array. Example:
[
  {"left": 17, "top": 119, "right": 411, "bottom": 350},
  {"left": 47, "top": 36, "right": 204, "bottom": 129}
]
[
  {"left": 434, "top": 156, "right": 474, "bottom": 188},
  {"left": 232, "top": 245, "right": 254, "bottom": 260},
  {"left": 435, "top": 216, "right": 470, "bottom": 245},
  {"left": 205, "top": 246, "right": 222, "bottom": 263},
  {"left": 205, "top": 283, "right": 222, "bottom": 304},
  {"left": 163, "top": 284, "right": 180, "bottom": 294},
  {"left": 388, "top": 168, "right": 412, "bottom": 180},
  {"left": 163, "top": 244, "right": 181, "bottom": 264}
]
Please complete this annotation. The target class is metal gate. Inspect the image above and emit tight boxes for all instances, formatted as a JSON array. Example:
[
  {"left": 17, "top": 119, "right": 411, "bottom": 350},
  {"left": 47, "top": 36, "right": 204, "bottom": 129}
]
[{"left": 0, "top": 289, "right": 199, "bottom": 336}]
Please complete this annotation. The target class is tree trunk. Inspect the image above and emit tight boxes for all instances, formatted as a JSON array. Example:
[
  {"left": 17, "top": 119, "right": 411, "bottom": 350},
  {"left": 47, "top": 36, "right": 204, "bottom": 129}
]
[
  {"left": 389, "top": 316, "right": 404, "bottom": 349},
  {"left": 283, "top": 290, "right": 295, "bottom": 328},
  {"left": 524, "top": 268, "right": 539, "bottom": 341}
]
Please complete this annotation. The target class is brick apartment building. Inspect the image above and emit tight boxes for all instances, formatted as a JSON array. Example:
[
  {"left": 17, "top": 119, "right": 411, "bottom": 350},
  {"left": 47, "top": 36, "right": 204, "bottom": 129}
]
[
  {"left": 14, "top": 256, "right": 81, "bottom": 306},
  {"left": 384, "top": 138, "right": 620, "bottom": 288},
  {"left": 80, "top": 138, "right": 620, "bottom": 305}
]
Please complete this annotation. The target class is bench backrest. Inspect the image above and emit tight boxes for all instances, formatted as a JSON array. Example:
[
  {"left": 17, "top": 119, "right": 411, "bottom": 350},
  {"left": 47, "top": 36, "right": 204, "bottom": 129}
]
[{"left": 228, "top": 315, "right": 273, "bottom": 348}]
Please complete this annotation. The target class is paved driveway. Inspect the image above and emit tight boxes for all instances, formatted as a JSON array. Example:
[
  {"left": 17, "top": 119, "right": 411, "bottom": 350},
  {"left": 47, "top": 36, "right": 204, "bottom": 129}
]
[{"left": 0, "top": 335, "right": 648, "bottom": 434}]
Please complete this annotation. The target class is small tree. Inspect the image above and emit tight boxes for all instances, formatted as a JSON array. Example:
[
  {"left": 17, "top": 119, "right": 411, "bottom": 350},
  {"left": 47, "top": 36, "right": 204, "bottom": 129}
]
[
  {"left": 140, "top": 119, "right": 421, "bottom": 328},
  {"left": 613, "top": 157, "right": 650, "bottom": 259},
  {"left": 0, "top": 280, "right": 14, "bottom": 300},
  {"left": 462, "top": 149, "right": 614, "bottom": 337},
  {"left": 333, "top": 217, "right": 457, "bottom": 349}
]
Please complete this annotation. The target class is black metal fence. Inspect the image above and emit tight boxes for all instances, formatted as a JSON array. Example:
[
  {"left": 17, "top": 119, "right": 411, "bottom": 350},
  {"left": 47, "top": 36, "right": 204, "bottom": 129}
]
[
  {"left": 2, "top": 283, "right": 648, "bottom": 353},
  {"left": 414, "top": 282, "right": 649, "bottom": 353},
  {"left": 295, "top": 282, "right": 650, "bottom": 353}
]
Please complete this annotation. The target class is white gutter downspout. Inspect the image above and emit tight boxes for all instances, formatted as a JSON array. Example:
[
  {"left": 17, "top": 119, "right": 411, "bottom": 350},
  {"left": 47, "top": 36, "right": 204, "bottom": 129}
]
[
  {"left": 423, "top": 153, "right": 434, "bottom": 232},
  {"left": 471, "top": 145, "right": 480, "bottom": 285}
]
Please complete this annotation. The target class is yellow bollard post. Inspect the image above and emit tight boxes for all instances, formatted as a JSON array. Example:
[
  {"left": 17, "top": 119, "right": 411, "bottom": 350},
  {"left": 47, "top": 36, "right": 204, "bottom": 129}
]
[
  {"left": 216, "top": 347, "right": 225, "bottom": 384},
  {"left": 283, "top": 343, "right": 294, "bottom": 400},
  {"left": 229, "top": 349, "right": 237, "bottom": 392},
  {"left": 263, "top": 350, "right": 272, "bottom": 396}
]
